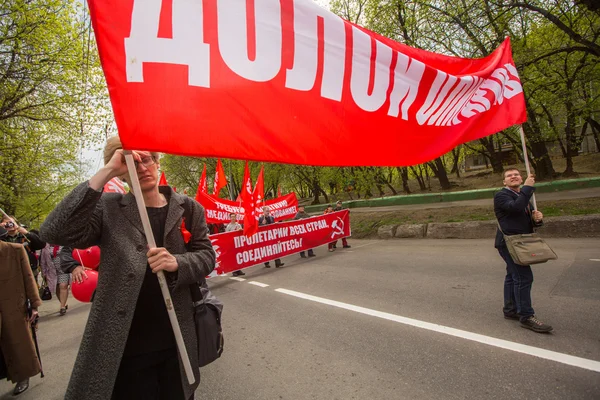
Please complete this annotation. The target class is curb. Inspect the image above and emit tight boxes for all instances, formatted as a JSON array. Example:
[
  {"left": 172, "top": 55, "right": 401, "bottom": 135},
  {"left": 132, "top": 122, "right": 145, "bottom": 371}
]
[
  {"left": 376, "top": 214, "right": 600, "bottom": 240},
  {"left": 305, "top": 177, "right": 600, "bottom": 213}
]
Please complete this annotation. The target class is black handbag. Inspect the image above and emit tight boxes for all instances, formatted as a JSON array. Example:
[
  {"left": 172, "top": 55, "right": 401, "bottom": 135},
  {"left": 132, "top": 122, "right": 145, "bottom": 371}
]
[
  {"left": 191, "top": 281, "right": 224, "bottom": 367},
  {"left": 39, "top": 277, "right": 52, "bottom": 301},
  {"left": 183, "top": 197, "right": 224, "bottom": 367}
]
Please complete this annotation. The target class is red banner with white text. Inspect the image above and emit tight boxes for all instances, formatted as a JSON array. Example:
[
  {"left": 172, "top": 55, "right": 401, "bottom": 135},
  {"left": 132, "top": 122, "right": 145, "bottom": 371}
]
[
  {"left": 88, "top": 0, "right": 526, "bottom": 167},
  {"left": 196, "top": 191, "right": 298, "bottom": 224},
  {"left": 209, "top": 210, "right": 350, "bottom": 275}
]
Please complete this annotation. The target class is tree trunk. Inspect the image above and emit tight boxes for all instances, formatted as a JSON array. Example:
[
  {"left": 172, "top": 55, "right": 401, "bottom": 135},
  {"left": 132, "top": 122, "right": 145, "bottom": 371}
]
[
  {"left": 480, "top": 137, "right": 504, "bottom": 173},
  {"left": 398, "top": 167, "right": 411, "bottom": 194},
  {"left": 587, "top": 117, "right": 600, "bottom": 152},
  {"left": 450, "top": 146, "right": 461, "bottom": 178},
  {"left": 521, "top": 117, "right": 556, "bottom": 180},
  {"left": 428, "top": 157, "right": 451, "bottom": 190},
  {"left": 563, "top": 89, "right": 577, "bottom": 176},
  {"left": 410, "top": 166, "right": 426, "bottom": 191}
]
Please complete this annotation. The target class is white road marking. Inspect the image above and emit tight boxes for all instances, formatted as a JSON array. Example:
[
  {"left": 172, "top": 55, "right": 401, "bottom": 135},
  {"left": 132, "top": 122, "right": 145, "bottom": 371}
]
[
  {"left": 248, "top": 281, "right": 270, "bottom": 288},
  {"left": 275, "top": 288, "right": 600, "bottom": 373},
  {"left": 229, "top": 277, "right": 246, "bottom": 282},
  {"left": 590, "top": 259, "right": 600, "bottom": 262}
]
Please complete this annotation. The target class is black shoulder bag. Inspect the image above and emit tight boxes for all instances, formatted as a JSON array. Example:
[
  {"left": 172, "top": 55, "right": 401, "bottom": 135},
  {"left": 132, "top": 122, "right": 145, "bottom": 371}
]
[{"left": 182, "top": 197, "right": 224, "bottom": 367}]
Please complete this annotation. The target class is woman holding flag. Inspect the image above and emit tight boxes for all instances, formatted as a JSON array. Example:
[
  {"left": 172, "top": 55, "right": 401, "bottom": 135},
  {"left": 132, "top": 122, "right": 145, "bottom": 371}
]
[{"left": 40, "top": 137, "right": 215, "bottom": 400}]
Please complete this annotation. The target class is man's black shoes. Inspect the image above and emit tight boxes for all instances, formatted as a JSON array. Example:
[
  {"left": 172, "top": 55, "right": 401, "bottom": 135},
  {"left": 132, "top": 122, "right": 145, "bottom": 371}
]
[{"left": 520, "top": 316, "right": 553, "bottom": 333}]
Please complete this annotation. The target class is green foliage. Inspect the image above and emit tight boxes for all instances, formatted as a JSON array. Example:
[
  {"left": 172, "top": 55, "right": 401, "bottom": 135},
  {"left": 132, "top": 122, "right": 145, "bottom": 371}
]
[{"left": 0, "top": 0, "right": 110, "bottom": 227}]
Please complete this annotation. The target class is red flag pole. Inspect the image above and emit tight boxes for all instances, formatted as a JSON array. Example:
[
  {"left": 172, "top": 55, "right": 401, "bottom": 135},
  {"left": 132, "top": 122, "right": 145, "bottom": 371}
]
[
  {"left": 123, "top": 152, "right": 195, "bottom": 385},
  {"left": 518, "top": 125, "right": 537, "bottom": 211}
]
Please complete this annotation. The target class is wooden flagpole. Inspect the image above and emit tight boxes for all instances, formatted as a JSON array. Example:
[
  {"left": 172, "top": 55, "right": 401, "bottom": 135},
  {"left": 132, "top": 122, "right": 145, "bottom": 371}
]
[
  {"left": 518, "top": 125, "right": 538, "bottom": 211},
  {"left": 123, "top": 152, "right": 196, "bottom": 385}
]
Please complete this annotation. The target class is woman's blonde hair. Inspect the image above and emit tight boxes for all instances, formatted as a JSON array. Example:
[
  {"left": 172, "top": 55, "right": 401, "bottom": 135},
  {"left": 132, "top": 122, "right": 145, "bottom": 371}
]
[{"left": 103, "top": 136, "right": 160, "bottom": 165}]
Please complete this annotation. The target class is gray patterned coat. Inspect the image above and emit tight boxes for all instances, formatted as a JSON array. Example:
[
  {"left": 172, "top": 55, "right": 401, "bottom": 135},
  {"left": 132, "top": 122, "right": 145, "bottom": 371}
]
[{"left": 40, "top": 182, "right": 215, "bottom": 400}]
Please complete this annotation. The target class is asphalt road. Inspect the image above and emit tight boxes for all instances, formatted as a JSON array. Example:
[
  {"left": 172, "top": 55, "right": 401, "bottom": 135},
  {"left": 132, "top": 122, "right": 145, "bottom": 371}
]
[{"left": 2, "top": 238, "right": 599, "bottom": 400}]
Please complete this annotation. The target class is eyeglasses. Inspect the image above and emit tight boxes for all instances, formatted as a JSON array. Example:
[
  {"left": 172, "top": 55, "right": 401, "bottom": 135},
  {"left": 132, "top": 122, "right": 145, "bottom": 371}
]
[{"left": 134, "top": 156, "right": 156, "bottom": 169}]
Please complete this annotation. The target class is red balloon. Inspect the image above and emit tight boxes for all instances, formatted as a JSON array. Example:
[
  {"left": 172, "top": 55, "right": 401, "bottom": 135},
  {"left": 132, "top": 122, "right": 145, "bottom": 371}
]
[
  {"left": 71, "top": 270, "right": 98, "bottom": 303},
  {"left": 72, "top": 246, "right": 101, "bottom": 270}
]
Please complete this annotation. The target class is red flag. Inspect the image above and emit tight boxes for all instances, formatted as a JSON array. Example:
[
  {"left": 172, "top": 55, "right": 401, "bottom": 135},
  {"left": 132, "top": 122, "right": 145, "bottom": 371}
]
[
  {"left": 195, "top": 164, "right": 207, "bottom": 202},
  {"left": 240, "top": 162, "right": 257, "bottom": 236},
  {"left": 253, "top": 166, "right": 265, "bottom": 205},
  {"left": 103, "top": 177, "right": 126, "bottom": 194},
  {"left": 88, "top": 1, "right": 526, "bottom": 167},
  {"left": 242, "top": 191, "right": 258, "bottom": 237},
  {"left": 277, "top": 185, "right": 282, "bottom": 198},
  {"left": 238, "top": 161, "right": 253, "bottom": 203},
  {"left": 213, "top": 159, "right": 228, "bottom": 196},
  {"left": 159, "top": 172, "right": 168, "bottom": 186}
]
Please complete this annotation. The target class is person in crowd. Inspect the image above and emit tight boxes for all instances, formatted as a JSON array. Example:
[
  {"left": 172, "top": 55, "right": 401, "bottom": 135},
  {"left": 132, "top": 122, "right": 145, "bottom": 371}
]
[
  {"left": 293, "top": 205, "right": 316, "bottom": 258},
  {"left": 1, "top": 215, "right": 46, "bottom": 280},
  {"left": 323, "top": 205, "right": 336, "bottom": 252},
  {"left": 332, "top": 200, "right": 351, "bottom": 249},
  {"left": 225, "top": 213, "right": 245, "bottom": 276},
  {"left": 259, "top": 207, "right": 284, "bottom": 268},
  {"left": 494, "top": 168, "right": 552, "bottom": 333},
  {"left": 39, "top": 136, "right": 215, "bottom": 400},
  {"left": 0, "top": 226, "right": 42, "bottom": 396},
  {"left": 40, "top": 244, "right": 71, "bottom": 315}
]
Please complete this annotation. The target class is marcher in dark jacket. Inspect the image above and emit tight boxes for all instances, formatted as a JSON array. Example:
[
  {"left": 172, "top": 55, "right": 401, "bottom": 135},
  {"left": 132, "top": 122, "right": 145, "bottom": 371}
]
[
  {"left": 494, "top": 168, "right": 552, "bottom": 333},
  {"left": 332, "top": 201, "right": 351, "bottom": 249},
  {"left": 0, "top": 226, "right": 42, "bottom": 396},
  {"left": 294, "top": 205, "right": 316, "bottom": 258},
  {"left": 40, "top": 136, "right": 215, "bottom": 400},
  {"left": 259, "top": 207, "right": 284, "bottom": 268}
]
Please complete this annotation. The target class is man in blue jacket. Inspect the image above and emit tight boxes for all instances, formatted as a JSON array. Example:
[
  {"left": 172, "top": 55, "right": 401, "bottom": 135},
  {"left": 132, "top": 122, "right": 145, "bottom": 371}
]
[{"left": 494, "top": 168, "right": 552, "bottom": 333}]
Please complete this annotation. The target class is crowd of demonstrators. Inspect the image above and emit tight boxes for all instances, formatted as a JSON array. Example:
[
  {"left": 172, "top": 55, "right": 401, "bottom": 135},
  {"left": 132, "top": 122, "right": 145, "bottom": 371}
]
[
  {"left": 259, "top": 207, "right": 284, "bottom": 268},
  {"left": 0, "top": 226, "right": 42, "bottom": 396},
  {"left": 39, "top": 136, "right": 216, "bottom": 400},
  {"left": 494, "top": 169, "right": 552, "bottom": 333},
  {"left": 225, "top": 213, "right": 246, "bottom": 276},
  {"left": 1, "top": 215, "right": 46, "bottom": 280},
  {"left": 293, "top": 205, "right": 316, "bottom": 258}
]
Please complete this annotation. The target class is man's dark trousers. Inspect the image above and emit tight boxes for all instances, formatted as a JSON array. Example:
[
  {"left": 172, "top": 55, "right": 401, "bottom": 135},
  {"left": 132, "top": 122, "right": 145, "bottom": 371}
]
[{"left": 498, "top": 246, "right": 534, "bottom": 321}]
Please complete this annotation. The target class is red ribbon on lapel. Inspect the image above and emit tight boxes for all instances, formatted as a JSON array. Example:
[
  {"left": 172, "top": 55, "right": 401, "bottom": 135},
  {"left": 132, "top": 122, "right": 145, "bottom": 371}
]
[{"left": 180, "top": 218, "right": 192, "bottom": 244}]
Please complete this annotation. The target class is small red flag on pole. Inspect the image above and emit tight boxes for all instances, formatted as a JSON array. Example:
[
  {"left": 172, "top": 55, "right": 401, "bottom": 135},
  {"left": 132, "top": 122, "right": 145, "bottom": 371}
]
[
  {"left": 213, "top": 159, "right": 228, "bottom": 196},
  {"left": 195, "top": 164, "right": 207, "bottom": 202},
  {"left": 159, "top": 171, "right": 168, "bottom": 186}
]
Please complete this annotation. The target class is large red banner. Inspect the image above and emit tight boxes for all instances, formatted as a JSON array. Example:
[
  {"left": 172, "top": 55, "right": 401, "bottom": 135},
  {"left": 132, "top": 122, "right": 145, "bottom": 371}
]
[
  {"left": 88, "top": 0, "right": 526, "bottom": 167},
  {"left": 196, "top": 191, "right": 299, "bottom": 224},
  {"left": 209, "top": 210, "right": 350, "bottom": 275}
]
